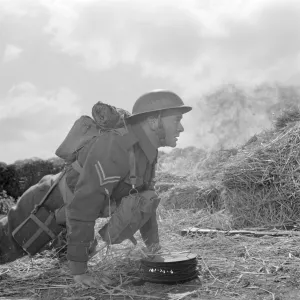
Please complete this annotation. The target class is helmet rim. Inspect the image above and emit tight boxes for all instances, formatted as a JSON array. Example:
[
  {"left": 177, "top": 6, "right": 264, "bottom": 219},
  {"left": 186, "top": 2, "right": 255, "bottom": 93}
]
[{"left": 125, "top": 105, "right": 192, "bottom": 121}]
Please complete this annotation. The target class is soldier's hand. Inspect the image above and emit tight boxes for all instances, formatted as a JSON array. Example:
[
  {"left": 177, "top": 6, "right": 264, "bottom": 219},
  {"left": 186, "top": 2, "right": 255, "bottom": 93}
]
[
  {"left": 147, "top": 243, "right": 161, "bottom": 254},
  {"left": 74, "top": 273, "right": 113, "bottom": 288},
  {"left": 143, "top": 244, "right": 163, "bottom": 262},
  {"left": 74, "top": 273, "right": 100, "bottom": 288}
]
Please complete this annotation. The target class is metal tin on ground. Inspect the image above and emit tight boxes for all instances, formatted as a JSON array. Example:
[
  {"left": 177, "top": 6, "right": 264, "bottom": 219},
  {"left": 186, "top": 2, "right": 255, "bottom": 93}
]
[{"left": 140, "top": 252, "right": 199, "bottom": 284}]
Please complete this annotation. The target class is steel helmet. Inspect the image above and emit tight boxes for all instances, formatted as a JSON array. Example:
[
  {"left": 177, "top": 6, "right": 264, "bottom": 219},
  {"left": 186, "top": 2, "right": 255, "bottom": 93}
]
[{"left": 126, "top": 90, "right": 192, "bottom": 122}]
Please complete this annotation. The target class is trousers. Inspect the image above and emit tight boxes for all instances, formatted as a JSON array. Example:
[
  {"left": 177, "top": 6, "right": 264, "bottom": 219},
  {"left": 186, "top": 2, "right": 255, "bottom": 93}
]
[{"left": 0, "top": 173, "right": 64, "bottom": 264}]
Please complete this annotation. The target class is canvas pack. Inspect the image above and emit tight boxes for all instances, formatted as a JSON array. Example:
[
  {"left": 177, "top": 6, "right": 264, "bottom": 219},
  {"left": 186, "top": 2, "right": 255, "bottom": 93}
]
[{"left": 55, "top": 101, "right": 130, "bottom": 163}]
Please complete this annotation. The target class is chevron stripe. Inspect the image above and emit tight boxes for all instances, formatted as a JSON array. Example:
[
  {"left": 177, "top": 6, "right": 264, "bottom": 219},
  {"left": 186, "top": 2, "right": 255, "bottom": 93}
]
[{"left": 95, "top": 161, "right": 121, "bottom": 186}]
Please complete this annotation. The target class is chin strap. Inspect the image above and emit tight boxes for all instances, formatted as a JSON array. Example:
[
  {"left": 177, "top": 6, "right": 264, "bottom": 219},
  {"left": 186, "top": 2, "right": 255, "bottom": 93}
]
[{"left": 155, "top": 112, "right": 166, "bottom": 147}]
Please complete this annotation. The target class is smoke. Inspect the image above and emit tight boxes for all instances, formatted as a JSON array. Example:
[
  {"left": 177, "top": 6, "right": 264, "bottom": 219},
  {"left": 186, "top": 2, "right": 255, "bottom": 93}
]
[{"left": 177, "top": 83, "right": 300, "bottom": 151}]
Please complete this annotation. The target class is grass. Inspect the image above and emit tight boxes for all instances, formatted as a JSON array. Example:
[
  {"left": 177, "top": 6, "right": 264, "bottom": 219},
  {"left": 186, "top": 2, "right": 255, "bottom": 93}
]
[{"left": 2, "top": 207, "right": 300, "bottom": 299}]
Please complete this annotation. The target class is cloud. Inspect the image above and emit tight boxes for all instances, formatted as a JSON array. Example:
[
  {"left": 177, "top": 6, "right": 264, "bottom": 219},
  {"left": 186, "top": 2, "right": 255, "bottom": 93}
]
[
  {"left": 3, "top": 0, "right": 300, "bottom": 93},
  {"left": 0, "top": 82, "right": 81, "bottom": 163},
  {"left": 2, "top": 0, "right": 300, "bottom": 92},
  {"left": 0, "top": 0, "right": 28, "bottom": 18},
  {"left": 1, "top": 0, "right": 300, "bottom": 161},
  {"left": 44, "top": 0, "right": 204, "bottom": 70},
  {"left": 0, "top": 82, "right": 80, "bottom": 119},
  {"left": 2, "top": 44, "right": 23, "bottom": 63},
  {"left": 0, "top": 0, "right": 44, "bottom": 18},
  {"left": 208, "top": 0, "right": 300, "bottom": 77},
  {"left": 42, "top": 0, "right": 300, "bottom": 97}
]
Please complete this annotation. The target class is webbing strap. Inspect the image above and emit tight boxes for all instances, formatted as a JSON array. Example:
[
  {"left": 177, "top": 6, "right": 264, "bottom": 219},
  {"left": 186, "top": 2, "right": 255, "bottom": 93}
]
[
  {"left": 31, "top": 171, "right": 66, "bottom": 213},
  {"left": 129, "top": 147, "right": 137, "bottom": 189},
  {"left": 30, "top": 214, "right": 57, "bottom": 239},
  {"left": 71, "top": 160, "right": 83, "bottom": 174},
  {"left": 23, "top": 213, "right": 56, "bottom": 250}
]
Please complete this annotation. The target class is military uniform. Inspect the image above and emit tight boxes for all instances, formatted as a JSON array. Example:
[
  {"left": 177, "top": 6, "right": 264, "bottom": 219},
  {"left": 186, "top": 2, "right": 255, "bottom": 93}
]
[{"left": 0, "top": 123, "right": 159, "bottom": 275}]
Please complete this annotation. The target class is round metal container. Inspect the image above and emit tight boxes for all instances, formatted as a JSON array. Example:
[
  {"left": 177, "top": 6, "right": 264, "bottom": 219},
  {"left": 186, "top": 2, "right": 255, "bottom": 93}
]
[{"left": 140, "top": 252, "right": 199, "bottom": 284}]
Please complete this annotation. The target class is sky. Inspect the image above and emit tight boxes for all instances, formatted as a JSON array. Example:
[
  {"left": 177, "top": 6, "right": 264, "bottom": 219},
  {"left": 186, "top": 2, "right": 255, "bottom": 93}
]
[{"left": 1, "top": 0, "right": 300, "bottom": 163}]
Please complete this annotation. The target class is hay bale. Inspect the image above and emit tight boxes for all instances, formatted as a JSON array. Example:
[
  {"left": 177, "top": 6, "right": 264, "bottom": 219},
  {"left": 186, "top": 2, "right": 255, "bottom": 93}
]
[
  {"left": 155, "top": 182, "right": 176, "bottom": 193},
  {"left": 160, "top": 181, "right": 223, "bottom": 211},
  {"left": 189, "top": 148, "right": 238, "bottom": 183},
  {"left": 155, "top": 171, "right": 188, "bottom": 184},
  {"left": 222, "top": 111, "right": 300, "bottom": 227},
  {"left": 274, "top": 105, "right": 300, "bottom": 131}
]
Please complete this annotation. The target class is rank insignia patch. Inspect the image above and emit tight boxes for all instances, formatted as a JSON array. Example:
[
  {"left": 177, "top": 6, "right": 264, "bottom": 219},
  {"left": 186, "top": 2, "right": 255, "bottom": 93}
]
[{"left": 95, "top": 161, "right": 121, "bottom": 186}]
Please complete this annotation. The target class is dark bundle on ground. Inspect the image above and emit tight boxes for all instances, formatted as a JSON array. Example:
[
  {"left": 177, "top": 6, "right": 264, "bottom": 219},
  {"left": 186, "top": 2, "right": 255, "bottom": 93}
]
[{"left": 222, "top": 107, "right": 300, "bottom": 228}]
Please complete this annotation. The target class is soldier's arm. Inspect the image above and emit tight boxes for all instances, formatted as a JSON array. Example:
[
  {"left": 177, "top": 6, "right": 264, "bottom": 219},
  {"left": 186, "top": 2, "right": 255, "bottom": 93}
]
[
  {"left": 148, "top": 152, "right": 158, "bottom": 191},
  {"left": 140, "top": 154, "right": 160, "bottom": 248},
  {"left": 65, "top": 134, "right": 128, "bottom": 275},
  {"left": 140, "top": 213, "right": 160, "bottom": 247}
]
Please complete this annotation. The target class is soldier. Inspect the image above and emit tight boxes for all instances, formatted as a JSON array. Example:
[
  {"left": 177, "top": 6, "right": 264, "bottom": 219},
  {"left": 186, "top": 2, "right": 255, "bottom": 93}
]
[{"left": 0, "top": 90, "right": 192, "bottom": 287}]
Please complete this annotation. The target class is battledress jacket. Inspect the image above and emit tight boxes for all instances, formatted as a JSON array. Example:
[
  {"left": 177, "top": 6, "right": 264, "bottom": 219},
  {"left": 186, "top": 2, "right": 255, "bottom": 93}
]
[{"left": 64, "top": 123, "right": 159, "bottom": 275}]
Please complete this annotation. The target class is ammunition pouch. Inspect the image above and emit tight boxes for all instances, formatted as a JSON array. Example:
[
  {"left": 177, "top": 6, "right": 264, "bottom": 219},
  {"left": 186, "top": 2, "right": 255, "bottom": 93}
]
[
  {"left": 98, "top": 190, "right": 160, "bottom": 245},
  {"left": 12, "top": 206, "right": 64, "bottom": 256}
]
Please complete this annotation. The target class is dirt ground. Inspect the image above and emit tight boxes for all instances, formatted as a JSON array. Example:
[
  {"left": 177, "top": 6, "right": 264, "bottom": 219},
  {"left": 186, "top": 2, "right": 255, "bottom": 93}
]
[{"left": 1, "top": 226, "right": 300, "bottom": 300}]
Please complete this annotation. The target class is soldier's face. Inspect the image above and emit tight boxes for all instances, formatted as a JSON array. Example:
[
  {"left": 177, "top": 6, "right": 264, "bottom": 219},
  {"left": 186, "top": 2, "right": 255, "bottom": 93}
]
[{"left": 162, "top": 112, "right": 184, "bottom": 147}]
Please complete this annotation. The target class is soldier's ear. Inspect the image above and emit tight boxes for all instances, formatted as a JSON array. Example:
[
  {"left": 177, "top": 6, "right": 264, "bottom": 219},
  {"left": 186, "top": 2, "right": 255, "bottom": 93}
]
[{"left": 146, "top": 116, "right": 158, "bottom": 131}]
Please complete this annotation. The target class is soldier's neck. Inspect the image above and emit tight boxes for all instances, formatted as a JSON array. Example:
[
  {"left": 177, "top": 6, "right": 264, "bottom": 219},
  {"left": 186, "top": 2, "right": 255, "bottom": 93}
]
[{"left": 140, "top": 123, "right": 160, "bottom": 150}]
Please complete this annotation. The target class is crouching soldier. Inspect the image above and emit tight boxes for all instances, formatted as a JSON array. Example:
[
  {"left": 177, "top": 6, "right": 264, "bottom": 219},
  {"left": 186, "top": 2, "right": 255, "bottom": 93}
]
[{"left": 0, "top": 90, "right": 192, "bottom": 287}]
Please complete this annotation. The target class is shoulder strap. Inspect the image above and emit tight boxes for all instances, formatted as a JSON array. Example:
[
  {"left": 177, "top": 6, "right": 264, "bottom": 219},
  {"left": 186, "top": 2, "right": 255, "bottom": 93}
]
[
  {"left": 32, "top": 170, "right": 66, "bottom": 214},
  {"left": 72, "top": 160, "right": 83, "bottom": 174},
  {"left": 128, "top": 146, "right": 137, "bottom": 189}
]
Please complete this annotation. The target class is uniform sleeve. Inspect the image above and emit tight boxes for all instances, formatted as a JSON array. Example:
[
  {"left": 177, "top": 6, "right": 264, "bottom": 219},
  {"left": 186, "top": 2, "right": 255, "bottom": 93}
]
[
  {"left": 139, "top": 212, "right": 160, "bottom": 247},
  {"left": 140, "top": 155, "right": 160, "bottom": 247},
  {"left": 147, "top": 153, "right": 158, "bottom": 191},
  {"left": 66, "top": 134, "right": 128, "bottom": 275}
]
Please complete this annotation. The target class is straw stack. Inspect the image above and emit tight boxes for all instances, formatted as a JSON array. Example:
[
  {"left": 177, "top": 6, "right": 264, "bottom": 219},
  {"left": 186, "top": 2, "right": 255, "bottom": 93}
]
[{"left": 221, "top": 107, "right": 300, "bottom": 227}]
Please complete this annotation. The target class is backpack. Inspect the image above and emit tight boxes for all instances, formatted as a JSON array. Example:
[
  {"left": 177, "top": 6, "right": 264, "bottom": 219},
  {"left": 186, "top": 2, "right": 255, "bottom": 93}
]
[{"left": 55, "top": 101, "right": 131, "bottom": 163}]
